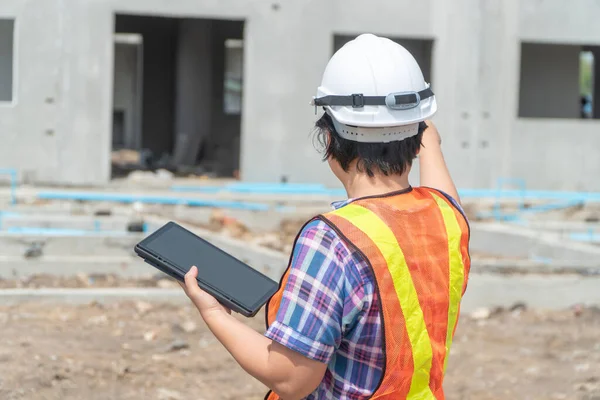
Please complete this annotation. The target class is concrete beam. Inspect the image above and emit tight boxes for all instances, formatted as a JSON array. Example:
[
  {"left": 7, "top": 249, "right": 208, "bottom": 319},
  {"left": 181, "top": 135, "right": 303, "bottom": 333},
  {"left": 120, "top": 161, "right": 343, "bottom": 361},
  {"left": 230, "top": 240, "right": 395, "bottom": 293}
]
[
  {"left": 0, "top": 256, "right": 145, "bottom": 279},
  {"left": 462, "top": 273, "right": 600, "bottom": 311},
  {"left": 470, "top": 223, "right": 600, "bottom": 265},
  {"left": 0, "top": 218, "right": 289, "bottom": 281},
  {"left": 0, "top": 215, "right": 132, "bottom": 231},
  {"left": 0, "top": 288, "right": 186, "bottom": 306},
  {"left": 170, "top": 207, "right": 322, "bottom": 233},
  {"left": 0, "top": 234, "right": 143, "bottom": 257},
  {"left": 2, "top": 271, "right": 599, "bottom": 312},
  {"left": 472, "top": 258, "right": 600, "bottom": 275}
]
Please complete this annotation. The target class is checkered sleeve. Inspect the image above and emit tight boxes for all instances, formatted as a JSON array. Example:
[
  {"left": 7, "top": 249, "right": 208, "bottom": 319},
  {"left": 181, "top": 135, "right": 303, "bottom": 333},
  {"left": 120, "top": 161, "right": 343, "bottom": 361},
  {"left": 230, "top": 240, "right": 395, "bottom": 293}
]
[{"left": 265, "top": 220, "right": 348, "bottom": 364}]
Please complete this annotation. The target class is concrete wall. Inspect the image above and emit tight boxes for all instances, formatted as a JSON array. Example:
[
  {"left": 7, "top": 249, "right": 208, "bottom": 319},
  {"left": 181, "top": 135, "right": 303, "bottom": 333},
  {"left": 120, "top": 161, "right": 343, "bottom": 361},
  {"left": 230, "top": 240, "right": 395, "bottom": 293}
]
[
  {"left": 1, "top": 0, "right": 600, "bottom": 189},
  {"left": 0, "top": 0, "right": 114, "bottom": 184},
  {"left": 512, "top": 119, "right": 600, "bottom": 191}
]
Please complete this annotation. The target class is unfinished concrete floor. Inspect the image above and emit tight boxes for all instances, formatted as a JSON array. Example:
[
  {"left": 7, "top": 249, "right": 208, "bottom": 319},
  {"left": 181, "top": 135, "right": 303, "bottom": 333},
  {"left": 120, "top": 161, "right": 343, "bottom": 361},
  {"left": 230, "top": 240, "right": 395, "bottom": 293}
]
[{"left": 1, "top": 187, "right": 600, "bottom": 311}]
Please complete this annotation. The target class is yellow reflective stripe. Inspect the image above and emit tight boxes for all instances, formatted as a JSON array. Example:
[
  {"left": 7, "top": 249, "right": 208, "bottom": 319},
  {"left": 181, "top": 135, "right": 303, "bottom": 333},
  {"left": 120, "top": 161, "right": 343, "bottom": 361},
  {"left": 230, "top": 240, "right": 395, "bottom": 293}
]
[
  {"left": 430, "top": 193, "right": 466, "bottom": 374},
  {"left": 331, "top": 204, "right": 434, "bottom": 398}
]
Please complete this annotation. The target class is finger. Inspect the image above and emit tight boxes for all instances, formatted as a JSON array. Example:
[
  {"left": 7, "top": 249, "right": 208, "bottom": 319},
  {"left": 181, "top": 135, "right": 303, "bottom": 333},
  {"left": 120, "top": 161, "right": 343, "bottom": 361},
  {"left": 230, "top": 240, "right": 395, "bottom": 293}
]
[{"left": 184, "top": 266, "right": 201, "bottom": 296}]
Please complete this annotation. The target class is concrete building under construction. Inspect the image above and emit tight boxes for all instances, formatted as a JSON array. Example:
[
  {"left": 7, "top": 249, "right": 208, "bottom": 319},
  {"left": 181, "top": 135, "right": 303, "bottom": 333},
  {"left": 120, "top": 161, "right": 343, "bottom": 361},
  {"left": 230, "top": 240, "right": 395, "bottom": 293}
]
[{"left": 1, "top": 0, "right": 600, "bottom": 190}]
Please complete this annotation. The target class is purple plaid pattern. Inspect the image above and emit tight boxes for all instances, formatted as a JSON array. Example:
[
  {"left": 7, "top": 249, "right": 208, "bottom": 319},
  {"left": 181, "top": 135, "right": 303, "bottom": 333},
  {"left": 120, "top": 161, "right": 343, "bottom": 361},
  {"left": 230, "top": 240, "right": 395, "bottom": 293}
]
[
  {"left": 265, "top": 200, "right": 384, "bottom": 399},
  {"left": 265, "top": 190, "right": 465, "bottom": 399}
]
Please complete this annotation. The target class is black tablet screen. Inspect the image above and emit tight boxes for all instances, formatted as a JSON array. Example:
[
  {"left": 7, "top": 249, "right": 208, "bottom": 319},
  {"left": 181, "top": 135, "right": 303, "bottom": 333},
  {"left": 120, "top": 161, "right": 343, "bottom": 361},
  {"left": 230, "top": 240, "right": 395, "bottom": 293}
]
[{"left": 143, "top": 223, "right": 277, "bottom": 310}]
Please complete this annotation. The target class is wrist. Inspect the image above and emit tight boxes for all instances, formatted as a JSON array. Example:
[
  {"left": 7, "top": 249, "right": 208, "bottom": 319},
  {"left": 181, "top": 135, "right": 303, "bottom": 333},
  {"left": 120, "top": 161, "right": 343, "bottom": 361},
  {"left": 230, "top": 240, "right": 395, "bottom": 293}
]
[{"left": 201, "top": 307, "right": 231, "bottom": 325}]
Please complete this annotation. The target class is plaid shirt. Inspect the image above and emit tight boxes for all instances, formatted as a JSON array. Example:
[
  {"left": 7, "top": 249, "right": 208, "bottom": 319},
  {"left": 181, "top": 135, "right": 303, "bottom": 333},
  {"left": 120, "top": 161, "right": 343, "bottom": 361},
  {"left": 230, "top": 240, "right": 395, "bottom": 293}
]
[
  {"left": 265, "top": 193, "right": 464, "bottom": 399},
  {"left": 265, "top": 199, "right": 383, "bottom": 399}
]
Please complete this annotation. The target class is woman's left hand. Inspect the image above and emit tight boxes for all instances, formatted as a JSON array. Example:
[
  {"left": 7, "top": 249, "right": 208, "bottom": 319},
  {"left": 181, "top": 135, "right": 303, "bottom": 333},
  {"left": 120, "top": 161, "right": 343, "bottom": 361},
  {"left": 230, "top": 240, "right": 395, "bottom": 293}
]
[{"left": 179, "top": 266, "right": 231, "bottom": 318}]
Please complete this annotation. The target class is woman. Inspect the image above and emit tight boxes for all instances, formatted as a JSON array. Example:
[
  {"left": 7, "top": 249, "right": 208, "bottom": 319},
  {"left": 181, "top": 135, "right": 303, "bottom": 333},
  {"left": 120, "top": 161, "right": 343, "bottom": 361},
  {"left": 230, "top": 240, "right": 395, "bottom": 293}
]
[{"left": 180, "top": 34, "right": 470, "bottom": 400}]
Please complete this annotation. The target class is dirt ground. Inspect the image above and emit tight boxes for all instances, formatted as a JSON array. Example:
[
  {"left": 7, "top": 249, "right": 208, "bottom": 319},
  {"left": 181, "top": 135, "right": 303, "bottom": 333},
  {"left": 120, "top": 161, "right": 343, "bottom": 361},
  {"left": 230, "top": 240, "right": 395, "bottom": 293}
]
[
  {"left": 0, "top": 301, "right": 599, "bottom": 400},
  {"left": 1, "top": 200, "right": 599, "bottom": 399}
]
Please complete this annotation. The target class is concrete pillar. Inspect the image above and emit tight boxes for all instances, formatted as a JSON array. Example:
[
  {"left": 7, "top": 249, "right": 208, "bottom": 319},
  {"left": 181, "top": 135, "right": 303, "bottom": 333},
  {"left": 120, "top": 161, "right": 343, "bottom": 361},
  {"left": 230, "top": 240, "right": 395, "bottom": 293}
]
[
  {"left": 205, "top": 21, "right": 244, "bottom": 176},
  {"left": 173, "top": 19, "right": 213, "bottom": 166},
  {"left": 481, "top": 0, "right": 521, "bottom": 185},
  {"left": 112, "top": 35, "right": 143, "bottom": 150},
  {"left": 430, "top": 0, "right": 486, "bottom": 188}
]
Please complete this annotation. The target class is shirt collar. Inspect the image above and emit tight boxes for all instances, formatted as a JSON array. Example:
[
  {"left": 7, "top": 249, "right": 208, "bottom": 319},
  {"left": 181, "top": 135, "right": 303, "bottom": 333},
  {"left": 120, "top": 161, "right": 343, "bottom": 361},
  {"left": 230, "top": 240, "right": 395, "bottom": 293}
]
[
  {"left": 330, "top": 186, "right": 414, "bottom": 210},
  {"left": 331, "top": 199, "right": 354, "bottom": 210}
]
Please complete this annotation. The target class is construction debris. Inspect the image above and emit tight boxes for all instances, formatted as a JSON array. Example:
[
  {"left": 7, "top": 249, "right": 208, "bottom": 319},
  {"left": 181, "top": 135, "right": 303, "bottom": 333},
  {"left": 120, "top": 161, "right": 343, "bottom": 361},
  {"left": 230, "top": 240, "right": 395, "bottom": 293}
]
[{"left": 166, "top": 339, "right": 190, "bottom": 353}]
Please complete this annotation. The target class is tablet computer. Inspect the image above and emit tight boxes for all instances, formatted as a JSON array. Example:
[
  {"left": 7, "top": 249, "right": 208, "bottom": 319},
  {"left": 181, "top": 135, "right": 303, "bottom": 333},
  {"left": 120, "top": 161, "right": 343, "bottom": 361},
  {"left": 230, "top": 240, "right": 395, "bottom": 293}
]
[{"left": 134, "top": 221, "right": 279, "bottom": 317}]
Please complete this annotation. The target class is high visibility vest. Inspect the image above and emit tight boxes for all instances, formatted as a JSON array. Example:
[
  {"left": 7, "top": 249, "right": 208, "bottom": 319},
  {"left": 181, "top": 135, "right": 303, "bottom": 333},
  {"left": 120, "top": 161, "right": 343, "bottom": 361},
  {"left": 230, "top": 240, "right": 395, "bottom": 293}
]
[{"left": 264, "top": 187, "right": 470, "bottom": 400}]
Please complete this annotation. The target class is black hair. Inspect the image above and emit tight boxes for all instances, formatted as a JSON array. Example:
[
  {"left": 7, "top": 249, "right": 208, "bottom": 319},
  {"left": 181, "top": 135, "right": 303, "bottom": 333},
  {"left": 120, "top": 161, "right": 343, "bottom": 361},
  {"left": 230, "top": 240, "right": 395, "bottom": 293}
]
[{"left": 313, "top": 112, "right": 426, "bottom": 177}]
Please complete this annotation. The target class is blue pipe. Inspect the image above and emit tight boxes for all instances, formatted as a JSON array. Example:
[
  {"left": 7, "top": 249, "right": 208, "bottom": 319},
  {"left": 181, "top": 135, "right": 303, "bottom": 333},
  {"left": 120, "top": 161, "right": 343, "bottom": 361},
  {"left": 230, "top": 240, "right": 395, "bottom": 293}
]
[
  {"left": 230, "top": 183, "right": 326, "bottom": 190},
  {"left": 0, "top": 168, "right": 17, "bottom": 205},
  {"left": 171, "top": 182, "right": 600, "bottom": 202},
  {"left": 171, "top": 183, "right": 346, "bottom": 196},
  {"left": 459, "top": 189, "right": 600, "bottom": 202},
  {"left": 5, "top": 227, "right": 134, "bottom": 236},
  {"left": 37, "top": 191, "right": 272, "bottom": 211},
  {"left": 570, "top": 232, "right": 600, "bottom": 243},
  {"left": 476, "top": 200, "right": 585, "bottom": 222}
]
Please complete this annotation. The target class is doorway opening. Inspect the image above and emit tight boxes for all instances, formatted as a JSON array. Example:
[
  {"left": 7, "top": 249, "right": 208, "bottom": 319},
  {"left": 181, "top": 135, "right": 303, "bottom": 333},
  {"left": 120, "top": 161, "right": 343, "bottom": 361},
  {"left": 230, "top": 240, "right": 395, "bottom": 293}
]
[{"left": 111, "top": 14, "right": 245, "bottom": 178}]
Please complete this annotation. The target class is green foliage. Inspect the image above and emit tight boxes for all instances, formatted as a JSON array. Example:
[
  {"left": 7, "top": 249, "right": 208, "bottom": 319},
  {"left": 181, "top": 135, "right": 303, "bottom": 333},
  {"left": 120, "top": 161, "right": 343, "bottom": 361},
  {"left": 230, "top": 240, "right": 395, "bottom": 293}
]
[{"left": 580, "top": 52, "right": 594, "bottom": 97}]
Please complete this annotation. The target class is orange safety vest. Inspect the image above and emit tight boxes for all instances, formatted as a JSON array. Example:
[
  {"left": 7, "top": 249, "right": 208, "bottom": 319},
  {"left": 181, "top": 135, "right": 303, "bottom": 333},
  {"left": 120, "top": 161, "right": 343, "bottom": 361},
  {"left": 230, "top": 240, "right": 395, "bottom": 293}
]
[{"left": 264, "top": 187, "right": 470, "bottom": 400}]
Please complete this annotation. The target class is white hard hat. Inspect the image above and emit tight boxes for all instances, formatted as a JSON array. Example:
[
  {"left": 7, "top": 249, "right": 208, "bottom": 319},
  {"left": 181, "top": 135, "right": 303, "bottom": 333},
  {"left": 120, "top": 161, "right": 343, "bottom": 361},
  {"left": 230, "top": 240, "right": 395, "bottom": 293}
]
[{"left": 313, "top": 34, "right": 437, "bottom": 143}]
